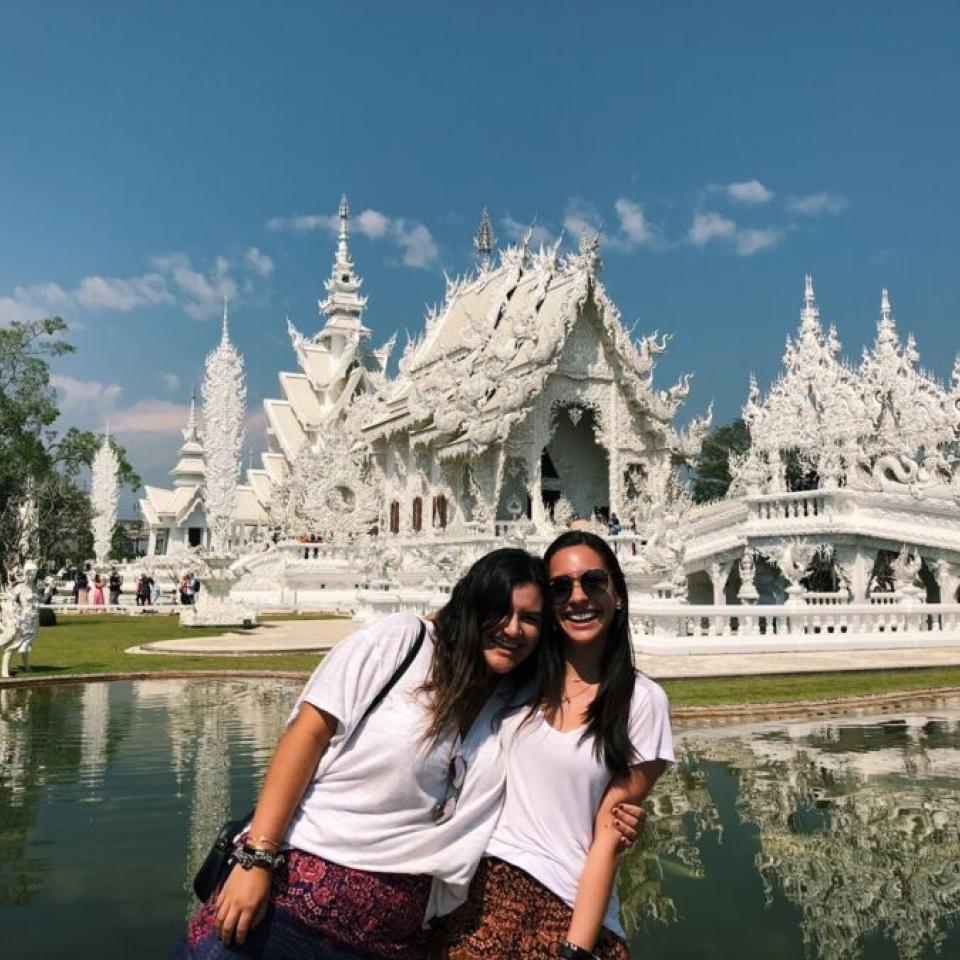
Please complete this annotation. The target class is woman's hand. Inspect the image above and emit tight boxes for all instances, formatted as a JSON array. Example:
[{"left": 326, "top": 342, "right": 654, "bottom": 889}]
[
  {"left": 214, "top": 864, "right": 272, "bottom": 946},
  {"left": 611, "top": 802, "right": 647, "bottom": 849}
]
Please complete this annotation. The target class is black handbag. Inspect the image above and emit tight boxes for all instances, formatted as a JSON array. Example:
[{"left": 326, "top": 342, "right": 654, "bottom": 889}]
[{"left": 192, "top": 619, "right": 427, "bottom": 901}]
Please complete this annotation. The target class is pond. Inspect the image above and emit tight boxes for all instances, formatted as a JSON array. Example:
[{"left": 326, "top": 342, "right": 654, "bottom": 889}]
[{"left": 2, "top": 679, "right": 959, "bottom": 959}]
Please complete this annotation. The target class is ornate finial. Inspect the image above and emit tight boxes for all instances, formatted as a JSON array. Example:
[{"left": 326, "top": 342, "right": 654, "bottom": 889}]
[
  {"left": 800, "top": 274, "right": 820, "bottom": 330},
  {"left": 221, "top": 295, "right": 230, "bottom": 340},
  {"left": 474, "top": 207, "right": 495, "bottom": 267},
  {"left": 880, "top": 288, "right": 892, "bottom": 324}
]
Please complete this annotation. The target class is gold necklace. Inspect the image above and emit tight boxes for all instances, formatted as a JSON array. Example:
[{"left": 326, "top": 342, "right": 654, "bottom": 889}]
[{"left": 561, "top": 681, "right": 597, "bottom": 705}]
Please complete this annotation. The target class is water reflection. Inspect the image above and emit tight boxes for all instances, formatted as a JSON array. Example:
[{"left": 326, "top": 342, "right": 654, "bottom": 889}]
[
  {"left": 623, "top": 708, "right": 960, "bottom": 959},
  {"left": 2, "top": 680, "right": 960, "bottom": 958}
]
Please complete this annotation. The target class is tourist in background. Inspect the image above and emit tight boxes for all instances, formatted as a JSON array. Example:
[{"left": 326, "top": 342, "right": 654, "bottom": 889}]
[
  {"left": 135, "top": 574, "right": 150, "bottom": 607},
  {"left": 108, "top": 568, "right": 123, "bottom": 605},
  {"left": 172, "top": 548, "right": 552, "bottom": 960},
  {"left": 74, "top": 568, "right": 89, "bottom": 606},
  {"left": 179, "top": 573, "right": 195, "bottom": 605},
  {"left": 439, "top": 530, "right": 672, "bottom": 960},
  {"left": 41, "top": 575, "right": 56, "bottom": 605},
  {"left": 91, "top": 573, "right": 105, "bottom": 607}
]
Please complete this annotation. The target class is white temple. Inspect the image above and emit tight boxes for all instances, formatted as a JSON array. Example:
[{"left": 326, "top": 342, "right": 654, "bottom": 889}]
[{"left": 140, "top": 197, "right": 960, "bottom": 653}]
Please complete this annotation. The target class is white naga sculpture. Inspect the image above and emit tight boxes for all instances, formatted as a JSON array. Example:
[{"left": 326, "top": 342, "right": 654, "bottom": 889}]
[{"left": 1, "top": 562, "right": 40, "bottom": 678}]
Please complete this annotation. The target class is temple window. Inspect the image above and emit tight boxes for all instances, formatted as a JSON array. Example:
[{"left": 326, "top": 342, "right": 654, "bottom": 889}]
[
  {"left": 389, "top": 501, "right": 400, "bottom": 534},
  {"left": 412, "top": 497, "right": 423, "bottom": 532},
  {"left": 432, "top": 495, "right": 447, "bottom": 529}
]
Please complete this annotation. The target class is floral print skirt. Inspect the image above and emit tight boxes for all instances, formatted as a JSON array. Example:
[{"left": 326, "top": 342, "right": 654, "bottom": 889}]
[
  {"left": 434, "top": 857, "right": 629, "bottom": 960},
  {"left": 172, "top": 848, "right": 431, "bottom": 960}
]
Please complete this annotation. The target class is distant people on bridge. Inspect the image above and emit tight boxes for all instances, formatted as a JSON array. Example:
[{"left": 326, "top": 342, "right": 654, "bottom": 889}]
[{"left": 608, "top": 513, "right": 622, "bottom": 535}]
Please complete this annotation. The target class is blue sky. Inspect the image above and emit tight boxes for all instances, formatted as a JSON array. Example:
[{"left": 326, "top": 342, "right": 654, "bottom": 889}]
[{"left": 2, "top": 1, "right": 959, "bottom": 506}]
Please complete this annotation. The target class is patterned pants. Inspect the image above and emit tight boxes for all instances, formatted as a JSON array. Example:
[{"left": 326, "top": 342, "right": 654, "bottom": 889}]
[
  {"left": 435, "top": 857, "right": 629, "bottom": 960},
  {"left": 171, "top": 849, "right": 431, "bottom": 960}
]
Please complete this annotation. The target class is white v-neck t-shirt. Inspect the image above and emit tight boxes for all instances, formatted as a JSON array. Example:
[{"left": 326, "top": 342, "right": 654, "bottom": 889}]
[
  {"left": 282, "top": 613, "right": 511, "bottom": 919},
  {"left": 485, "top": 672, "right": 675, "bottom": 937}
]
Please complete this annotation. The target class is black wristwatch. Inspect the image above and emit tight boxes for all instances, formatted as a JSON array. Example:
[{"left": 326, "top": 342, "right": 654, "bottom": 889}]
[
  {"left": 558, "top": 940, "right": 598, "bottom": 960},
  {"left": 234, "top": 844, "right": 284, "bottom": 872}
]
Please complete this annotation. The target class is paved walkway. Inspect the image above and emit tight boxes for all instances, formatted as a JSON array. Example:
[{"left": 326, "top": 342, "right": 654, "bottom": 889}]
[
  {"left": 136, "top": 617, "right": 960, "bottom": 677},
  {"left": 134, "top": 618, "right": 356, "bottom": 656}
]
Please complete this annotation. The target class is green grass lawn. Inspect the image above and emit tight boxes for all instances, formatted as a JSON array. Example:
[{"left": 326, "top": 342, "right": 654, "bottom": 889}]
[
  {"left": 18, "top": 613, "right": 328, "bottom": 677},
  {"left": 8, "top": 614, "right": 960, "bottom": 709}
]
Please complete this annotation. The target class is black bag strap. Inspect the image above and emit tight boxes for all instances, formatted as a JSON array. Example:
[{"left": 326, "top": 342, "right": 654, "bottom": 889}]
[
  {"left": 237, "top": 617, "right": 427, "bottom": 826},
  {"left": 358, "top": 616, "right": 427, "bottom": 727}
]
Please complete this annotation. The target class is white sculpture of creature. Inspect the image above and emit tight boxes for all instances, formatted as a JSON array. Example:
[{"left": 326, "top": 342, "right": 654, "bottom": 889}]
[{"left": 1, "top": 562, "right": 39, "bottom": 678}]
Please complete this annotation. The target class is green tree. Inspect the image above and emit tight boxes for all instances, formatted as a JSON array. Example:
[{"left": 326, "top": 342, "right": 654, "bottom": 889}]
[
  {"left": 688, "top": 418, "right": 751, "bottom": 503},
  {"left": 0, "top": 317, "right": 141, "bottom": 579}
]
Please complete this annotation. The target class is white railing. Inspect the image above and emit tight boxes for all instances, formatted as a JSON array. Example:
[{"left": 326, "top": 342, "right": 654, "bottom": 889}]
[
  {"left": 748, "top": 489, "right": 830, "bottom": 522},
  {"left": 630, "top": 601, "right": 960, "bottom": 653},
  {"left": 803, "top": 591, "right": 850, "bottom": 606}
]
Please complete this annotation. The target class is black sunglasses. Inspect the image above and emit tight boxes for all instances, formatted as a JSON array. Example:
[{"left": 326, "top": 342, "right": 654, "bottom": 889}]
[{"left": 548, "top": 568, "right": 611, "bottom": 606}]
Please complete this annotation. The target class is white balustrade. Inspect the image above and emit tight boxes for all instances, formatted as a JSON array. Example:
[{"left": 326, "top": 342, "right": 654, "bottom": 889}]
[{"left": 630, "top": 600, "right": 960, "bottom": 653}]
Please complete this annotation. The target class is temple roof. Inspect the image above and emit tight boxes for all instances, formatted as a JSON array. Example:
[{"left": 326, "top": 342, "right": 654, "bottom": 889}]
[{"left": 362, "top": 235, "right": 706, "bottom": 458}]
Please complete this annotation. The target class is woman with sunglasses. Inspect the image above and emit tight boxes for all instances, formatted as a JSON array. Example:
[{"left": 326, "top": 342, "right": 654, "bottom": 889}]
[
  {"left": 439, "top": 530, "right": 674, "bottom": 960},
  {"left": 172, "top": 547, "right": 549, "bottom": 960}
]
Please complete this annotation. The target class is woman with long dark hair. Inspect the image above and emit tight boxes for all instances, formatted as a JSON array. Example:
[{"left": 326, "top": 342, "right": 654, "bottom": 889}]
[
  {"left": 172, "top": 547, "right": 550, "bottom": 960},
  {"left": 440, "top": 530, "right": 674, "bottom": 960}
]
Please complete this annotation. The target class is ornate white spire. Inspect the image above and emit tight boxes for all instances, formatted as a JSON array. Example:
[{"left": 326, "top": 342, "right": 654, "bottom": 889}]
[
  {"left": 202, "top": 311, "right": 246, "bottom": 553},
  {"left": 171, "top": 387, "right": 206, "bottom": 488},
  {"left": 800, "top": 274, "right": 820, "bottom": 332},
  {"left": 474, "top": 207, "right": 495, "bottom": 269},
  {"left": 319, "top": 194, "right": 368, "bottom": 335},
  {"left": 90, "top": 433, "right": 119, "bottom": 565}
]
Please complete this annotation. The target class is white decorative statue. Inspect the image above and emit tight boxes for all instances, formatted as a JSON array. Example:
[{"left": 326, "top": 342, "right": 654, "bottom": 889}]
[{"left": 1, "top": 561, "right": 40, "bottom": 678}]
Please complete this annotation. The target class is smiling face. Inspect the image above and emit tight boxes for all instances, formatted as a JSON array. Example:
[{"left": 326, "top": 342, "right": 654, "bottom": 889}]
[
  {"left": 548, "top": 544, "right": 621, "bottom": 651},
  {"left": 481, "top": 581, "right": 544, "bottom": 675}
]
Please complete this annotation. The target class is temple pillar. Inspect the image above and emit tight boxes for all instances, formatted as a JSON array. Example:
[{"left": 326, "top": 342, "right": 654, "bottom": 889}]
[
  {"left": 834, "top": 545, "right": 872, "bottom": 604},
  {"left": 707, "top": 559, "right": 732, "bottom": 606},
  {"left": 147, "top": 528, "right": 157, "bottom": 556},
  {"left": 933, "top": 557, "right": 960, "bottom": 605}
]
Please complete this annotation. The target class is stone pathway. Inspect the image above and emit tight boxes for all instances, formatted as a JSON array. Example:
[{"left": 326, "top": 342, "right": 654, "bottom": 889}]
[
  {"left": 133, "top": 618, "right": 356, "bottom": 655},
  {"left": 136, "top": 617, "right": 960, "bottom": 678}
]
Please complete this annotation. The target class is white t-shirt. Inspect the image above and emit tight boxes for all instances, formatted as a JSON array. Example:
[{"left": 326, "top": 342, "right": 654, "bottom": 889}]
[
  {"left": 283, "top": 613, "right": 511, "bottom": 920},
  {"left": 485, "top": 673, "right": 675, "bottom": 937}
]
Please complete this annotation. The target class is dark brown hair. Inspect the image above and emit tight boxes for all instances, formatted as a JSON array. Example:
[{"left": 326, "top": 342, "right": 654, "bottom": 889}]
[
  {"left": 421, "top": 547, "right": 549, "bottom": 742},
  {"left": 538, "top": 530, "right": 637, "bottom": 778}
]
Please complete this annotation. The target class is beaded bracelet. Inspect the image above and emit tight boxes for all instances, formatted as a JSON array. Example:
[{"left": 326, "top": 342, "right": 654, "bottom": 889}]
[{"left": 557, "top": 940, "right": 599, "bottom": 960}]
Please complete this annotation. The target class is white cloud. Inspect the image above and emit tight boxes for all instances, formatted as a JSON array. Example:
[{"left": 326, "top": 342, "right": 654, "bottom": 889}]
[
  {"left": 109, "top": 399, "right": 193, "bottom": 433},
  {"left": 355, "top": 209, "right": 390, "bottom": 239},
  {"left": 500, "top": 215, "right": 554, "bottom": 248},
  {"left": 391, "top": 220, "right": 439, "bottom": 268},
  {"left": 562, "top": 198, "right": 603, "bottom": 240},
  {"left": 0, "top": 272, "right": 174, "bottom": 327},
  {"left": 50, "top": 374, "right": 124, "bottom": 414},
  {"left": 736, "top": 227, "right": 782, "bottom": 256},
  {"left": 244, "top": 247, "right": 274, "bottom": 277},
  {"left": 266, "top": 206, "right": 439, "bottom": 269},
  {"left": 1, "top": 244, "right": 272, "bottom": 328},
  {"left": 160, "top": 372, "right": 181, "bottom": 392},
  {"left": 610, "top": 198, "right": 658, "bottom": 250},
  {"left": 726, "top": 179, "right": 774, "bottom": 204},
  {"left": 787, "top": 192, "right": 847, "bottom": 215},
  {"left": 689, "top": 213, "right": 781, "bottom": 256},
  {"left": 689, "top": 212, "right": 738, "bottom": 246}
]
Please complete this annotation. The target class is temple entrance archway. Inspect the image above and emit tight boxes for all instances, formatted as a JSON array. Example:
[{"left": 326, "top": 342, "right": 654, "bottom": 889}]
[{"left": 542, "top": 405, "right": 609, "bottom": 522}]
